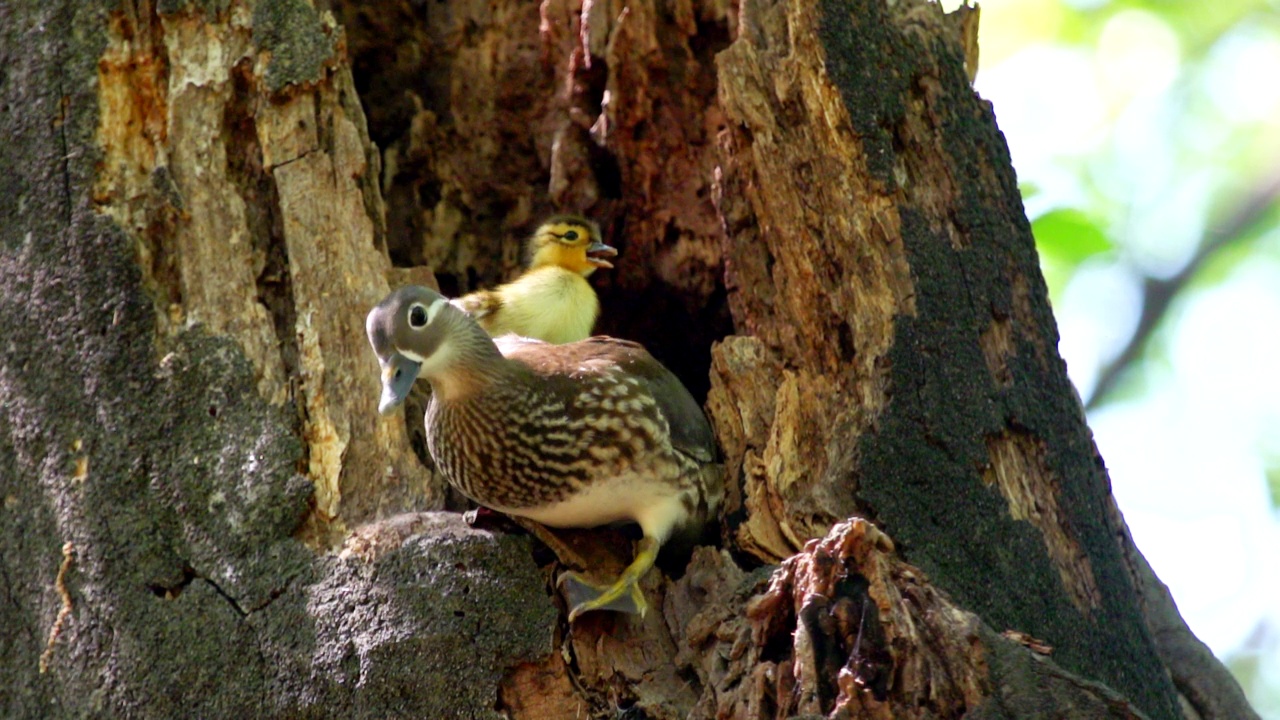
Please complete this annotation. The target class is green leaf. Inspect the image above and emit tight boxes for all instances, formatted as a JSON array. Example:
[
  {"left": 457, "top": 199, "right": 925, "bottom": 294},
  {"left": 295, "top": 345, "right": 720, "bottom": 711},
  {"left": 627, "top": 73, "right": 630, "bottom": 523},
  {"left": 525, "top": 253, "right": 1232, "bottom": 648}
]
[{"left": 1032, "top": 208, "right": 1114, "bottom": 265}]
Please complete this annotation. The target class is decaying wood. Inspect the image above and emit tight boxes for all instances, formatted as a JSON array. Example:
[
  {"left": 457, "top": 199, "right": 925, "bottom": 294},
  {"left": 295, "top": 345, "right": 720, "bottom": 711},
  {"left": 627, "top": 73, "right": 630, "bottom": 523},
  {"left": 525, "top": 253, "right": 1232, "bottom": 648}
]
[
  {"left": 673, "top": 520, "right": 1158, "bottom": 719},
  {"left": 711, "top": 0, "right": 918, "bottom": 564},
  {"left": 92, "top": 1, "right": 438, "bottom": 546},
  {"left": 0, "top": 0, "right": 1260, "bottom": 718}
]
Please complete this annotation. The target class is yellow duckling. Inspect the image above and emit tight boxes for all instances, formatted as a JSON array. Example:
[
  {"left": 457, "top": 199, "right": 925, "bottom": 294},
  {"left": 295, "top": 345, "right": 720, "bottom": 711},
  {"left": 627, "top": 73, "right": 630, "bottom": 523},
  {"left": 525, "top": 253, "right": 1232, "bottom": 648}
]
[{"left": 451, "top": 216, "right": 617, "bottom": 345}]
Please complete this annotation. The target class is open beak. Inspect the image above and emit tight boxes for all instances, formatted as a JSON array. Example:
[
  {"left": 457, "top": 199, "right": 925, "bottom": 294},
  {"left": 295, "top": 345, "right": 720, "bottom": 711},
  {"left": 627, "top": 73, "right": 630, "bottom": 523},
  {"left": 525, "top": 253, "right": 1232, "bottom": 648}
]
[
  {"left": 586, "top": 240, "right": 618, "bottom": 269},
  {"left": 378, "top": 353, "right": 422, "bottom": 415}
]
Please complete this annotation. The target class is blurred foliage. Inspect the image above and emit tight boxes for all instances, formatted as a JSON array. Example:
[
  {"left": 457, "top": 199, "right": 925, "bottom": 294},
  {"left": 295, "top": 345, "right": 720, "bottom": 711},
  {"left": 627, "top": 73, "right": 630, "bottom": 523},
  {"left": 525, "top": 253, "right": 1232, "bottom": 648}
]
[
  {"left": 1032, "top": 207, "right": 1113, "bottom": 301},
  {"left": 1267, "top": 463, "right": 1280, "bottom": 509},
  {"left": 1231, "top": 651, "right": 1280, "bottom": 718},
  {"left": 1033, "top": 208, "right": 1112, "bottom": 264},
  {"left": 955, "top": 0, "right": 1280, "bottom": 716},
  {"left": 973, "top": 0, "right": 1279, "bottom": 414}
]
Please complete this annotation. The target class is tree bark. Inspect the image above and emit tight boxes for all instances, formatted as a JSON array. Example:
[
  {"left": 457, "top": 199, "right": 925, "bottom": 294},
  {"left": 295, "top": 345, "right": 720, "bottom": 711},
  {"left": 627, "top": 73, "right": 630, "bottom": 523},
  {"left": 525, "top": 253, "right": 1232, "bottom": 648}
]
[{"left": 0, "top": 0, "right": 1258, "bottom": 719}]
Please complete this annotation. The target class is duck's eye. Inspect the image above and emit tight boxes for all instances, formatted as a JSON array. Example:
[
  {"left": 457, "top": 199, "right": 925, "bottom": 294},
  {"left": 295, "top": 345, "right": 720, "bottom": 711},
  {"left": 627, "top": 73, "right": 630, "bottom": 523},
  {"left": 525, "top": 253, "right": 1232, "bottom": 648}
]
[
  {"left": 561, "top": 230, "right": 579, "bottom": 241},
  {"left": 408, "top": 303, "right": 429, "bottom": 329}
]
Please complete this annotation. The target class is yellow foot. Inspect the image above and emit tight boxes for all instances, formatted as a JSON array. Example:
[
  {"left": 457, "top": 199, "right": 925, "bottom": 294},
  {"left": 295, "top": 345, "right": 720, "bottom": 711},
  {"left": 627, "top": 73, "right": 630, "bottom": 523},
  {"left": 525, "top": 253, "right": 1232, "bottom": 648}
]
[
  {"left": 557, "top": 535, "right": 659, "bottom": 621},
  {"left": 558, "top": 571, "right": 648, "bottom": 620}
]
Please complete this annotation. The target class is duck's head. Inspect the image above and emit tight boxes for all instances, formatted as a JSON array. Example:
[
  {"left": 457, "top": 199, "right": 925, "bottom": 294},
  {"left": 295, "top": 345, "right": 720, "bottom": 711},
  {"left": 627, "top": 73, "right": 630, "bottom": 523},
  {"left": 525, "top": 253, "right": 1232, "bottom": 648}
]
[
  {"left": 366, "top": 285, "right": 498, "bottom": 413},
  {"left": 526, "top": 215, "right": 617, "bottom": 276}
]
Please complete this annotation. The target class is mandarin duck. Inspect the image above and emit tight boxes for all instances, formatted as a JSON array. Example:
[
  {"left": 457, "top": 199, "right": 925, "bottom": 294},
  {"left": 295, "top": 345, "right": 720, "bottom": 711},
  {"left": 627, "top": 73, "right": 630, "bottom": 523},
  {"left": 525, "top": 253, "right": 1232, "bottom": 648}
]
[
  {"left": 367, "top": 285, "right": 722, "bottom": 620},
  {"left": 452, "top": 215, "right": 616, "bottom": 345}
]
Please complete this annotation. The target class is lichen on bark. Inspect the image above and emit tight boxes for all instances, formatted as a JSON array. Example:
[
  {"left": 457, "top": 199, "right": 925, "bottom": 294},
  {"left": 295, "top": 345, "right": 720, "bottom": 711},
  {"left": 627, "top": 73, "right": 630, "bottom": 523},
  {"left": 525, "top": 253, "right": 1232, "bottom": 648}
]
[{"left": 252, "top": 0, "right": 338, "bottom": 93}]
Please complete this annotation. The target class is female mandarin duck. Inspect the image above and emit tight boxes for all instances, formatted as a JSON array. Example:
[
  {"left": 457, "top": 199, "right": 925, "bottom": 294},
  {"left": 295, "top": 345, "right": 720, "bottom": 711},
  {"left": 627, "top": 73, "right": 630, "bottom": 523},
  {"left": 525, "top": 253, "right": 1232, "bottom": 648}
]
[
  {"left": 452, "top": 215, "right": 616, "bottom": 344},
  {"left": 367, "top": 285, "right": 722, "bottom": 620}
]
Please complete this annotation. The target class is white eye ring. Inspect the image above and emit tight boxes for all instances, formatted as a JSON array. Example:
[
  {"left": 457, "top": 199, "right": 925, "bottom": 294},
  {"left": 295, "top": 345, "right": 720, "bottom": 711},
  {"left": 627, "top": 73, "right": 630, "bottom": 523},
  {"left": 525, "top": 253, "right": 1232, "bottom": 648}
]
[
  {"left": 408, "top": 303, "right": 430, "bottom": 329},
  {"left": 406, "top": 298, "right": 447, "bottom": 331}
]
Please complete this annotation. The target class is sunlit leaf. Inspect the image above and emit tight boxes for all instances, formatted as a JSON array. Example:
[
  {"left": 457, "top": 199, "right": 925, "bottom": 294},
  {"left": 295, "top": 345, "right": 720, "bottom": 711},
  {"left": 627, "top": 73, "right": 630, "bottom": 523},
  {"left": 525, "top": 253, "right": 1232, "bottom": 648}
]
[{"left": 1032, "top": 207, "right": 1114, "bottom": 265}]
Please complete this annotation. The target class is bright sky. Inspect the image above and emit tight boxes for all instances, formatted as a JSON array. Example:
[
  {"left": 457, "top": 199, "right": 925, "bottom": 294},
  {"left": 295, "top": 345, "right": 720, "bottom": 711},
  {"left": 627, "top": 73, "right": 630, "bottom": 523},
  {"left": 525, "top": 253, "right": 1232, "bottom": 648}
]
[{"left": 951, "top": 0, "right": 1280, "bottom": 714}]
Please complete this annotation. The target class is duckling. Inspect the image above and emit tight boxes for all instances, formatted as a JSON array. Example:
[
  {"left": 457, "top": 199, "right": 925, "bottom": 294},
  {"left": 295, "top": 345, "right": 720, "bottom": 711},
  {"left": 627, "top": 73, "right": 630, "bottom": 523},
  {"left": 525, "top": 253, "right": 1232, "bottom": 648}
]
[
  {"left": 452, "top": 215, "right": 617, "bottom": 345},
  {"left": 367, "top": 285, "right": 722, "bottom": 620}
]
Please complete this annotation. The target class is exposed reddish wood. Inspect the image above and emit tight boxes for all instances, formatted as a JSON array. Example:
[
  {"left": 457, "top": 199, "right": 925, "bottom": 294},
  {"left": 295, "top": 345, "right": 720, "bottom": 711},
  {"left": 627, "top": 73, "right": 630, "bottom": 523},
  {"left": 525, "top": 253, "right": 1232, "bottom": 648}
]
[
  {"left": 741, "top": 520, "right": 988, "bottom": 718},
  {"left": 499, "top": 653, "right": 586, "bottom": 720}
]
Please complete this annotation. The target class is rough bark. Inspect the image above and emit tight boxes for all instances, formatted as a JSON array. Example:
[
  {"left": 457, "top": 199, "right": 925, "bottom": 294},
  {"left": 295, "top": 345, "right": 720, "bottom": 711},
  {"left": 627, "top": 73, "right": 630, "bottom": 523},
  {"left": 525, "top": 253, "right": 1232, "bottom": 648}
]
[{"left": 0, "top": 0, "right": 1258, "bottom": 719}]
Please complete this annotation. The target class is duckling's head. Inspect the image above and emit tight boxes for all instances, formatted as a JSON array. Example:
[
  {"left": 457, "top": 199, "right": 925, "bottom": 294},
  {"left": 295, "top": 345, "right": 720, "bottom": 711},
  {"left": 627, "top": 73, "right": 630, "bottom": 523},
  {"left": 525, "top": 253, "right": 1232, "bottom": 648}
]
[
  {"left": 366, "top": 285, "right": 499, "bottom": 412},
  {"left": 526, "top": 215, "right": 617, "bottom": 277}
]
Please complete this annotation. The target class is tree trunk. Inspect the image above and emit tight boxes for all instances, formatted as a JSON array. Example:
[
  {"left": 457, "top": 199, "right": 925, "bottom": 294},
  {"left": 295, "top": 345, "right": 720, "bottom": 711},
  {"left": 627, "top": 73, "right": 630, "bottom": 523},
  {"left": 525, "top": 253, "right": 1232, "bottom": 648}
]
[{"left": 0, "top": 0, "right": 1257, "bottom": 719}]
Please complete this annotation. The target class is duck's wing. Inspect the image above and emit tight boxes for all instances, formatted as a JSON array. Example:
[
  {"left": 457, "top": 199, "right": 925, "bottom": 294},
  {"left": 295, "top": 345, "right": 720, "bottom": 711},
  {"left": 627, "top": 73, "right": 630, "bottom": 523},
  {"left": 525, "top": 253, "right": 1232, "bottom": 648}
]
[{"left": 502, "top": 336, "right": 717, "bottom": 464}]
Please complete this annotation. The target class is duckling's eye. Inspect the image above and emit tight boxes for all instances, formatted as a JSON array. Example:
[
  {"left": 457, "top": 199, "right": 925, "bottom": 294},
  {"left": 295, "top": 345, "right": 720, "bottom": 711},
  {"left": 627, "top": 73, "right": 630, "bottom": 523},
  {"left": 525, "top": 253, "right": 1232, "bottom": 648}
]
[
  {"left": 408, "top": 303, "right": 429, "bottom": 329},
  {"left": 561, "top": 230, "right": 579, "bottom": 241}
]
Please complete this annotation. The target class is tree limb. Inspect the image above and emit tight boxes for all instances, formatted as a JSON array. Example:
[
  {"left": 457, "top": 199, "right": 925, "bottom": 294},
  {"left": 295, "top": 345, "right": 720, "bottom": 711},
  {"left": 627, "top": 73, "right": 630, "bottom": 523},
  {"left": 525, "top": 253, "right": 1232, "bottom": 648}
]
[{"left": 1086, "top": 170, "right": 1280, "bottom": 409}]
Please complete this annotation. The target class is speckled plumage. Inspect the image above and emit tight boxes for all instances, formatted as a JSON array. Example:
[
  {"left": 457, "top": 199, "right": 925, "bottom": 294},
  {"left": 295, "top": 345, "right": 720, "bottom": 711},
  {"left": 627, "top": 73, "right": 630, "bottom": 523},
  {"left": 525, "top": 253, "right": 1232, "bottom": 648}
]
[
  {"left": 366, "top": 285, "right": 722, "bottom": 619},
  {"left": 431, "top": 336, "right": 716, "bottom": 527}
]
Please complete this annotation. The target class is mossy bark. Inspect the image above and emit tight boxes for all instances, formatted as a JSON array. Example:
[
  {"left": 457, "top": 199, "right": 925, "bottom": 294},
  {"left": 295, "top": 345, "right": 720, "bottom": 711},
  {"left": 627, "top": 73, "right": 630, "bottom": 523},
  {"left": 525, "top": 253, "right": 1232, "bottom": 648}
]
[{"left": 0, "top": 0, "right": 1256, "bottom": 718}]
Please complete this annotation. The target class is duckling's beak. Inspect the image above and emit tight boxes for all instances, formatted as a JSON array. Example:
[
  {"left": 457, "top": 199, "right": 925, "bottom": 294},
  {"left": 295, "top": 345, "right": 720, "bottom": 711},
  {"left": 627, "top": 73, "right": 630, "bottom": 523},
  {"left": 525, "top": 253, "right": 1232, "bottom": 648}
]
[
  {"left": 586, "top": 240, "right": 618, "bottom": 269},
  {"left": 378, "top": 353, "right": 422, "bottom": 415}
]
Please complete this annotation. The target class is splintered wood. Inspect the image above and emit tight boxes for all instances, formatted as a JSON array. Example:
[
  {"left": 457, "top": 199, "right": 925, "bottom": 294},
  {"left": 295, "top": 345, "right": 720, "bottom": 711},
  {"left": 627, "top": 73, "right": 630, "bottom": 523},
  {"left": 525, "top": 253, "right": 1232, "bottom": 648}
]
[
  {"left": 983, "top": 430, "right": 1101, "bottom": 614},
  {"left": 92, "top": 5, "right": 440, "bottom": 547},
  {"left": 731, "top": 520, "right": 988, "bottom": 719},
  {"left": 708, "top": 0, "right": 918, "bottom": 566}
]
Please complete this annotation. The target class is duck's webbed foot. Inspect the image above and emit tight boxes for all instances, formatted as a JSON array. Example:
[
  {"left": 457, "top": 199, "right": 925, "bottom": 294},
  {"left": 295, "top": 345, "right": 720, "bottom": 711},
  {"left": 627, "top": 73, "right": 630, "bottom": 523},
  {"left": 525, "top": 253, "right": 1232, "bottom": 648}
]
[{"left": 557, "top": 536, "right": 658, "bottom": 621}]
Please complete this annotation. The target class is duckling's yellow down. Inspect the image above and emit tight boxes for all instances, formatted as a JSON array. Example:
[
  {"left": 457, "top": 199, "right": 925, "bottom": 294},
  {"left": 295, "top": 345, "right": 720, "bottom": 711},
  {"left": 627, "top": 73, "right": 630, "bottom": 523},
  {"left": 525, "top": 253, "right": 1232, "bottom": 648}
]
[
  {"left": 465, "top": 265, "right": 601, "bottom": 344},
  {"left": 452, "top": 216, "right": 615, "bottom": 344}
]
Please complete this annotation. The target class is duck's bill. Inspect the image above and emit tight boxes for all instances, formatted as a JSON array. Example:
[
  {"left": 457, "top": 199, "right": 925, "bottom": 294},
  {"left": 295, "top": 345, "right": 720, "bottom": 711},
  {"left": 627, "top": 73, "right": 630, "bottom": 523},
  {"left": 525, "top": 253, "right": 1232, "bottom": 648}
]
[
  {"left": 379, "top": 353, "right": 422, "bottom": 415},
  {"left": 586, "top": 241, "right": 618, "bottom": 269}
]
